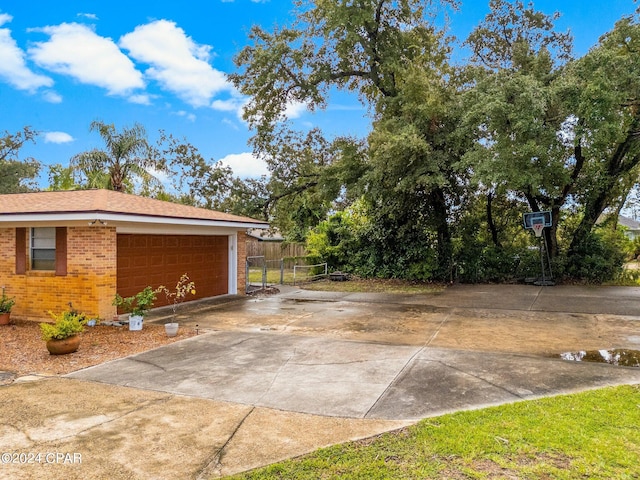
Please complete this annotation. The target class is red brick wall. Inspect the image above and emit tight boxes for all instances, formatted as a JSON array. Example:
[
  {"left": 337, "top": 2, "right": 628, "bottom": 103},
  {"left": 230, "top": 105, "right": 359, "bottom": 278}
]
[
  {"left": 237, "top": 231, "right": 247, "bottom": 294},
  {"left": 0, "top": 226, "right": 117, "bottom": 321}
]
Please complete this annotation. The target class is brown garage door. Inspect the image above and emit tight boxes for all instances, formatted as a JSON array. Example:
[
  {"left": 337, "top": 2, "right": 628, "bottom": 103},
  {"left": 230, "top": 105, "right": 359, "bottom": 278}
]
[{"left": 117, "top": 234, "right": 228, "bottom": 308}]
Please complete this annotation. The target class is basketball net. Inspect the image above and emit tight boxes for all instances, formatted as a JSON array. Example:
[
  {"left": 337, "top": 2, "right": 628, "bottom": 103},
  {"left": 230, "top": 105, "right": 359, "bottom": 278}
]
[{"left": 532, "top": 222, "right": 544, "bottom": 238}]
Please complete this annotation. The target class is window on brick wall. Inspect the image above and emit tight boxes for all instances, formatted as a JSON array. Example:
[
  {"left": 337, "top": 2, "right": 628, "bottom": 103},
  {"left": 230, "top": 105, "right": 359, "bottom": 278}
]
[{"left": 31, "top": 227, "right": 56, "bottom": 270}]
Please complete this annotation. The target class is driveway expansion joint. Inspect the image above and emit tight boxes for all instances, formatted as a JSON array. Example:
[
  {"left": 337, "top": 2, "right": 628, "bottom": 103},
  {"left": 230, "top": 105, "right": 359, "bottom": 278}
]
[
  {"left": 196, "top": 406, "right": 256, "bottom": 480},
  {"left": 429, "top": 360, "right": 526, "bottom": 400}
]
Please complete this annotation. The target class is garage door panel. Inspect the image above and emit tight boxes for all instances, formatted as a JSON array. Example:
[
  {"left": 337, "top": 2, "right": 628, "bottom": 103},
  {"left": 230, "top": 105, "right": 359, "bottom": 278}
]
[
  {"left": 133, "top": 256, "right": 148, "bottom": 268},
  {"left": 165, "top": 254, "right": 178, "bottom": 266},
  {"left": 150, "top": 255, "right": 164, "bottom": 265},
  {"left": 133, "top": 237, "right": 148, "bottom": 248},
  {"left": 117, "top": 234, "right": 229, "bottom": 309},
  {"left": 150, "top": 237, "right": 164, "bottom": 248}
]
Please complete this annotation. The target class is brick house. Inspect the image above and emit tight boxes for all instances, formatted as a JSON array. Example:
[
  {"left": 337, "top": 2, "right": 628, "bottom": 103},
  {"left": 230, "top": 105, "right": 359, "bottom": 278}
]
[{"left": 0, "top": 189, "right": 268, "bottom": 321}]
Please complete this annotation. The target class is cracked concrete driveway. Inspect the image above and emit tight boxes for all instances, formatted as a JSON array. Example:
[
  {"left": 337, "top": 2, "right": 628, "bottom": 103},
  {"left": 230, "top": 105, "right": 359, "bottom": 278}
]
[{"left": 2, "top": 284, "right": 640, "bottom": 479}]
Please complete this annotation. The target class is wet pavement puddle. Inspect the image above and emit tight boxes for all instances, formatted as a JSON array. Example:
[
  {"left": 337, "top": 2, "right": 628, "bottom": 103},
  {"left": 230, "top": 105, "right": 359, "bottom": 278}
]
[{"left": 553, "top": 349, "right": 640, "bottom": 367}]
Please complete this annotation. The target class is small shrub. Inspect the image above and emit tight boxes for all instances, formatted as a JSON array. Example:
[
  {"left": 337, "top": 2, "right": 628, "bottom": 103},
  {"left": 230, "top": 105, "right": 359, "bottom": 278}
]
[
  {"left": 40, "top": 310, "right": 87, "bottom": 341},
  {"left": 113, "top": 286, "right": 158, "bottom": 317},
  {"left": 0, "top": 287, "right": 15, "bottom": 313},
  {"left": 565, "top": 228, "right": 628, "bottom": 282}
]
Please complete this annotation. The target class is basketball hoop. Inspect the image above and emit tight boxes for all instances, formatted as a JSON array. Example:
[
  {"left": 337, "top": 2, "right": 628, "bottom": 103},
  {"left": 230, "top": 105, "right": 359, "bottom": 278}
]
[{"left": 532, "top": 222, "right": 544, "bottom": 238}]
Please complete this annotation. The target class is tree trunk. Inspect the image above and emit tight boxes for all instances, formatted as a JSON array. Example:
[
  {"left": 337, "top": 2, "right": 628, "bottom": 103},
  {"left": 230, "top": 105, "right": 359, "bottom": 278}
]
[
  {"left": 569, "top": 193, "right": 609, "bottom": 256},
  {"left": 432, "top": 187, "right": 453, "bottom": 281},
  {"left": 547, "top": 207, "right": 561, "bottom": 257},
  {"left": 486, "top": 192, "right": 501, "bottom": 248}
]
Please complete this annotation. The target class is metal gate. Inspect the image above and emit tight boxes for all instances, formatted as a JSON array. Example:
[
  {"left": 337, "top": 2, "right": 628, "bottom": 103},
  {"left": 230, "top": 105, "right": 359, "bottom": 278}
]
[{"left": 246, "top": 255, "right": 266, "bottom": 293}]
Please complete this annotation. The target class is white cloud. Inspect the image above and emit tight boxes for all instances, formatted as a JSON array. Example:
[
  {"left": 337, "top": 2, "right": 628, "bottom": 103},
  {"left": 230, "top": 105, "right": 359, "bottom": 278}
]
[
  {"left": 128, "top": 93, "right": 151, "bottom": 105},
  {"left": 42, "top": 90, "right": 62, "bottom": 103},
  {"left": 211, "top": 98, "right": 242, "bottom": 112},
  {"left": 44, "top": 131, "right": 74, "bottom": 143},
  {"left": 284, "top": 100, "right": 308, "bottom": 119},
  {"left": 0, "top": 14, "right": 54, "bottom": 91},
  {"left": 77, "top": 13, "right": 98, "bottom": 20},
  {"left": 175, "top": 110, "right": 196, "bottom": 122},
  {"left": 218, "top": 152, "right": 269, "bottom": 179},
  {"left": 222, "top": 118, "right": 239, "bottom": 130},
  {"left": 119, "top": 20, "right": 232, "bottom": 107},
  {"left": 28, "top": 23, "right": 144, "bottom": 96}
]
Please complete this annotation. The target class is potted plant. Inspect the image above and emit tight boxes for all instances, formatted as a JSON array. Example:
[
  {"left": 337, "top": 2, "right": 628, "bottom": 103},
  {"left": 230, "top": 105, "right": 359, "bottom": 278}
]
[
  {"left": 157, "top": 273, "right": 196, "bottom": 337},
  {"left": 113, "top": 286, "right": 158, "bottom": 331},
  {"left": 40, "top": 309, "right": 87, "bottom": 355},
  {"left": 0, "top": 287, "right": 15, "bottom": 326}
]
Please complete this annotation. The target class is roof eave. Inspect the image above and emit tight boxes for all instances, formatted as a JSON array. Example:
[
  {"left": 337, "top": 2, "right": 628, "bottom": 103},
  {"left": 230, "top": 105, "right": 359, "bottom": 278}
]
[{"left": 0, "top": 212, "right": 270, "bottom": 230}]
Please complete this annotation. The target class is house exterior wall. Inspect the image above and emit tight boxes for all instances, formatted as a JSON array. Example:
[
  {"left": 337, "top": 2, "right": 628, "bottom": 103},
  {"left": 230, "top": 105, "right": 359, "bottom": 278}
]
[
  {"left": 0, "top": 225, "right": 249, "bottom": 321},
  {"left": 237, "top": 231, "right": 247, "bottom": 293},
  {"left": 0, "top": 226, "right": 117, "bottom": 321}
]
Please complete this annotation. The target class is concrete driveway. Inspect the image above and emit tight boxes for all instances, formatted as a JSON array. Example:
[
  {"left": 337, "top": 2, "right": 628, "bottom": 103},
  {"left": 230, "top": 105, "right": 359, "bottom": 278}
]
[{"left": 2, "top": 284, "right": 640, "bottom": 479}]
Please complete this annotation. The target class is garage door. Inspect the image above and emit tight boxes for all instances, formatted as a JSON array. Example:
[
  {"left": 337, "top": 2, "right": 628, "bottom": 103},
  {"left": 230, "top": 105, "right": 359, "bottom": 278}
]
[{"left": 117, "top": 234, "right": 228, "bottom": 308}]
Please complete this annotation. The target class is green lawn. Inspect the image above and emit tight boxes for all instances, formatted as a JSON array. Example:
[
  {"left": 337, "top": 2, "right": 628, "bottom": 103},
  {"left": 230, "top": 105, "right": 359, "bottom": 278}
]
[
  {"left": 226, "top": 385, "right": 640, "bottom": 479},
  {"left": 300, "top": 277, "right": 445, "bottom": 294},
  {"left": 247, "top": 269, "right": 292, "bottom": 285},
  {"left": 247, "top": 272, "right": 445, "bottom": 294}
]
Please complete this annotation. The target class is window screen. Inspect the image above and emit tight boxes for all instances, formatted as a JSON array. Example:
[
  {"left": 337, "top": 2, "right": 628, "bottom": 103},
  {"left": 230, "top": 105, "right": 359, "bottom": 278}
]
[{"left": 31, "top": 227, "right": 56, "bottom": 270}]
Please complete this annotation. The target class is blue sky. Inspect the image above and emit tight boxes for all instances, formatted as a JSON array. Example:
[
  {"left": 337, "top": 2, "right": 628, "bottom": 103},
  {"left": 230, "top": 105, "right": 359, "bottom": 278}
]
[{"left": 0, "top": 0, "right": 637, "bottom": 186}]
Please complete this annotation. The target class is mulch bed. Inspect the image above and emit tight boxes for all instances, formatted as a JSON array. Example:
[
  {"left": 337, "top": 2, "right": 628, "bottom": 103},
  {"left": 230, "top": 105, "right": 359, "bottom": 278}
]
[{"left": 0, "top": 319, "right": 197, "bottom": 377}]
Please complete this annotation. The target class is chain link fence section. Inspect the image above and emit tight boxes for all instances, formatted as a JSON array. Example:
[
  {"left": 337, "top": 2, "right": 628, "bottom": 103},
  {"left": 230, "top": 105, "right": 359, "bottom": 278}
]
[
  {"left": 293, "top": 263, "right": 328, "bottom": 285},
  {"left": 246, "top": 256, "right": 327, "bottom": 291},
  {"left": 246, "top": 255, "right": 266, "bottom": 293}
]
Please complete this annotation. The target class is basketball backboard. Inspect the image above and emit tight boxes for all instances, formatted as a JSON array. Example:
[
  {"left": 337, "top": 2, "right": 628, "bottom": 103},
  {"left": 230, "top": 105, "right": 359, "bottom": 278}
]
[{"left": 523, "top": 211, "right": 552, "bottom": 229}]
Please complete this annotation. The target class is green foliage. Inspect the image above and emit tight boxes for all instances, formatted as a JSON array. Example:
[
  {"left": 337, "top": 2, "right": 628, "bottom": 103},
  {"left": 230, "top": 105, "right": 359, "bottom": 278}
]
[
  {"left": 611, "top": 267, "right": 640, "bottom": 286},
  {"left": 113, "top": 286, "right": 158, "bottom": 317},
  {"left": 40, "top": 309, "right": 87, "bottom": 341},
  {"left": 0, "top": 126, "right": 40, "bottom": 193},
  {"left": 455, "top": 244, "right": 522, "bottom": 283},
  {"left": 350, "top": 213, "right": 441, "bottom": 281},
  {"left": 631, "top": 236, "right": 640, "bottom": 259},
  {"left": 69, "top": 120, "right": 164, "bottom": 193},
  {"left": 0, "top": 288, "right": 15, "bottom": 313},
  {"left": 306, "top": 209, "right": 363, "bottom": 271},
  {"left": 564, "top": 227, "right": 628, "bottom": 282}
]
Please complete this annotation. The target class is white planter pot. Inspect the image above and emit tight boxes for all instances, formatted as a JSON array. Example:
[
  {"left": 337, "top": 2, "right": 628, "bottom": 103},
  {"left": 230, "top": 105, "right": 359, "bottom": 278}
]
[
  {"left": 164, "top": 322, "right": 179, "bottom": 337},
  {"left": 129, "top": 314, "right": 143, "bottom": 331}
]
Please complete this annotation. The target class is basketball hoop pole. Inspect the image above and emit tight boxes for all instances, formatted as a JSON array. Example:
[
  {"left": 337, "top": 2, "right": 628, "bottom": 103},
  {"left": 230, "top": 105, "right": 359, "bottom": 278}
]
[
  {"left": 522, "top": 211, "right": 555, "bottom": 286},
  {"left": 534, "top": 225, "right": 555, "bottom": 286}
]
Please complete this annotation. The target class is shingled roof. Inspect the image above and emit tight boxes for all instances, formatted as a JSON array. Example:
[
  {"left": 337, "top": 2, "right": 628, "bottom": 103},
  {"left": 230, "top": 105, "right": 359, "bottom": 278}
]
[{"left": 0, "top": 189, "right": 268, "bottom": 227}]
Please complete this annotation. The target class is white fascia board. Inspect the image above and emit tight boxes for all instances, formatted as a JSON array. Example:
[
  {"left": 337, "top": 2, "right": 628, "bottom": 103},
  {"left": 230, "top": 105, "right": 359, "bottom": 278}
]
[
  {"left": 116, "top": 224, "right": 240, "bottom": 235},
  {"left": 0, "top": 212, "right": 269, "bottom": 230}
]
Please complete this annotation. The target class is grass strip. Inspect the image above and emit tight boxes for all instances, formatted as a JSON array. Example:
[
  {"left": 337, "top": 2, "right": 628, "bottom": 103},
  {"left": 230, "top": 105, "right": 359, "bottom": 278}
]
[{"left": 226, "top": 385, "right": 640, "bottom": 479}]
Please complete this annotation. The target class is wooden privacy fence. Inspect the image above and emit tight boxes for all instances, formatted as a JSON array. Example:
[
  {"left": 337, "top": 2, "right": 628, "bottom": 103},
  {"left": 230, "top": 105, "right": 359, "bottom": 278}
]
[{"left": 246, "top": 240, "right": 307, "bottom": 260}]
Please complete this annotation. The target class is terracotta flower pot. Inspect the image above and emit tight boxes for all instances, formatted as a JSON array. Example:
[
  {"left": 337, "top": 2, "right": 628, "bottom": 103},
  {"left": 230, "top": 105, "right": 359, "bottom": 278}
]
[
  {"left": 46, "top": 335, "right": 81, "bottom": 355},
  {"left": 0, "top": 312, "right": 10, "bottom": 326}
]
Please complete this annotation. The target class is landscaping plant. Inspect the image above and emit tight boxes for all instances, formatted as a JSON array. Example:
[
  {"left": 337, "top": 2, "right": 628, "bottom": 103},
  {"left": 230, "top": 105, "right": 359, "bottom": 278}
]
[
  {"left": 157, "top": 273, "right": 196, "bottom": 319},
  {"left": 0, "top": 287, "right": 15, "bottom": 313},
  {"left": 113, "top": 286, "right": 158, "bottom": 317},
  {"left": 40, "top": 309, "right": 87, "bottom": 341}
]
